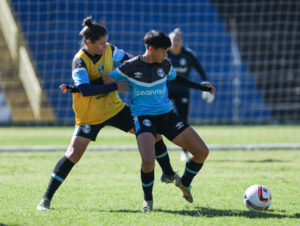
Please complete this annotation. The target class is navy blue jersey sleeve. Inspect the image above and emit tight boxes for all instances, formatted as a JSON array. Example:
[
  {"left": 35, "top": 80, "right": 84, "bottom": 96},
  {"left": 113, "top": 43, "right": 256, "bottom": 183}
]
[
  {"left": 72, "top": 57, "right": 90, "bottom": 86},
  {"left": 78, "top": 83, "right": 118, "bottom": 97},
  {"left": 72, "top": 57, "right": 86, "bottom": 71},
  {"left": 172, "top": 75, "right": 211, "bottom": 91},
  {"left": 186, "top": 47, "right": 207, "bottom": 81}
]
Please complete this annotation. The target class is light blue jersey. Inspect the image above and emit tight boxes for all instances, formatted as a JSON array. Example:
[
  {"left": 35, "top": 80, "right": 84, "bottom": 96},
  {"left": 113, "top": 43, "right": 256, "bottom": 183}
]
[{"left": 109, "top": 56, "right": 177, "bottom": 117}]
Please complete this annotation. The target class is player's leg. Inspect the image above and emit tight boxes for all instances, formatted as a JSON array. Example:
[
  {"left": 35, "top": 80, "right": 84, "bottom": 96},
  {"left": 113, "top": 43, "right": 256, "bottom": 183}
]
[
  {"left": 37, "top": 125, "right": 101, "bottom": 210},
  {"left": 154, "top": 136, "right": 177, "bottom": 183},
  {"left": 160, "top": 111, "right": 208, "bottom": 203},
  {"left": 172, "top": 126, "right": 209, "bottom": 163},
  {"left": 137, "top": 132, "right": 155, "bottom": 212},
  {"left": 134, "top": 116, "right": 157, "bottom": 212},
  {"left": 172, "top": 126, "right": 209, "bottom": 203},
  {"left": 108, "top": 106, "right": 175, "bottom": 180},
  {"left": 173, "top": 94, "right": 190, "bottom": 162}
]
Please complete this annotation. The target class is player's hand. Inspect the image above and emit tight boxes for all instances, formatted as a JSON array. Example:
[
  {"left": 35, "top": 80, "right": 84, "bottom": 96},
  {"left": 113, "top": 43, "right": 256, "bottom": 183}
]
[
  {"left": 59, "top": 84, "right": 79, "bottom": 93},
  {"left": 116, "top": 81, "right": 130, "bottom": 95},
  {"left": 59, "top": 84, "right": 68, "bottom": 94},
  {"left": 201, "top": 81, "right": 215, "bottom": 103},
  {"left": 103, "top": 75, "right": 115, "bottom": 84},
  {"left": 201, "top": 81, "right": 216, "bottom": 94},
  {"left": 209, "top": 85, "right": 216, "bottom": 94}
]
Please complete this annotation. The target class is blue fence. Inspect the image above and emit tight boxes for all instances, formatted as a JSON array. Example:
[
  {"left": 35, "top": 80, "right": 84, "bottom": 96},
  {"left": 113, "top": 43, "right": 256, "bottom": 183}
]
[{"left": 11, "top": 0, "right": 270, "bottom": 123}]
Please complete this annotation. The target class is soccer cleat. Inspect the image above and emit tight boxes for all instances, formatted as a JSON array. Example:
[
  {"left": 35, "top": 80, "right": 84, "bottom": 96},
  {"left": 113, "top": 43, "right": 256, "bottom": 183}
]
[
  {"left": 36, "top": 197, "right": 51, "bottom": 211},
  {"left": 175, "top": 177, "right": 193, "bottom": 203},
  {"left": 141, "top": 200, "right": 153, "bottom": 213},
  {"left": 180, "top": 150, "right": 190, "bottom": 162},
  {"left": 160, "top": 172, "right": 180, "bottom": 184}
]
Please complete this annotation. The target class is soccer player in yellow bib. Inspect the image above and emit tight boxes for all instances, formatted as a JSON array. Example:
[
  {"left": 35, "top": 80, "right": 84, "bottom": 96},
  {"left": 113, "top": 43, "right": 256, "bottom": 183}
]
[{"left": 37, "top": 17, "right": 177, "bottom": 211}]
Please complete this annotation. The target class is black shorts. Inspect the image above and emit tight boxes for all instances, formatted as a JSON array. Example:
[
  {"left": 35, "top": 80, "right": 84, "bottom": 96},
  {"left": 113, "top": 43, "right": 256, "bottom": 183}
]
[
  {"left": 73, "top": 105, "right": 134, "bottom": 141},
  {"left": 134, "top": 110, "right": 189, "bottom": 141}
]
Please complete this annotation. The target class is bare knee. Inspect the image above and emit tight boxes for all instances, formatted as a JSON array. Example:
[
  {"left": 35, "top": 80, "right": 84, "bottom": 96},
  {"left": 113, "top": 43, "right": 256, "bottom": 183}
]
[
  {"left": 193, "top": 146, "right": 209, "bottom": 163},
  {"left": 202, "top": 146, "right": 209, "bottom": 159},
  {"left": 65, "top": 147, "right": 82, "bottom": 164},
  {"left": 141, "top": 157, "right": 155, "bottom": 172}
]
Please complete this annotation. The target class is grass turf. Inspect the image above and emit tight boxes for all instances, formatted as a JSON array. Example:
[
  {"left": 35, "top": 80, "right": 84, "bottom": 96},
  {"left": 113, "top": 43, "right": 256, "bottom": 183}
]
[{"left": 0, "top": 126, "right": 299, "bottom": 225}]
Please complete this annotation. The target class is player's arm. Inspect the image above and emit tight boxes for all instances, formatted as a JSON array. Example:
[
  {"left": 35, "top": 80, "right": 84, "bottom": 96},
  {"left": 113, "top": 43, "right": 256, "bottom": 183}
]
[
  {"left": 106, "top": 68, "right": 131, "bottom": 95},
  {"left": 72, "top": 68, "right": 119, "bottom": 97},
  {"left": 60, "top": 79, "right": 129, "bottom": 96},
  {"left": 61, "top": 57, "right": 128, "bottom": 96},
  {"left": 189, "top": 53, "right": 216, "bottom": 102},
  {"left": 189, "top": 50, "right": 208, "bottom": 81},
  {"left": 59, "top": 77, "right": 104, "bottom": 93},
  {"left": 111, "top": 44, "right": 133, "bottom": 63},
  {"left": 168, "top": 66, "right": 215, "bottom": 94}
]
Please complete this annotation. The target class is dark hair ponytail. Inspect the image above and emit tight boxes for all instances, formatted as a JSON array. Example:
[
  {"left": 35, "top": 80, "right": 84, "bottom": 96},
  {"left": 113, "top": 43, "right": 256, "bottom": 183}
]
[{"left": 80, "top": 16, "right": 108, "bottom": 44}]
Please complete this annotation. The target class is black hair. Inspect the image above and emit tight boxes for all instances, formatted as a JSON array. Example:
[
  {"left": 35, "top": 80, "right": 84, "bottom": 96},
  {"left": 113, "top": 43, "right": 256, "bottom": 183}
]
[
  {"left": 144, "top": 30, "right": 171, "bottom": 49},
  {"left": 80, "top": 16, "right": 108, "bottom": 44}
]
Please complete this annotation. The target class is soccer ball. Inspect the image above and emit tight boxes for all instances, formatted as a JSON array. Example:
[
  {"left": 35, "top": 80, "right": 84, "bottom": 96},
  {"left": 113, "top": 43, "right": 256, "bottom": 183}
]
[{"left": 243, "top": 185, "right": 272, "bottom": 211}]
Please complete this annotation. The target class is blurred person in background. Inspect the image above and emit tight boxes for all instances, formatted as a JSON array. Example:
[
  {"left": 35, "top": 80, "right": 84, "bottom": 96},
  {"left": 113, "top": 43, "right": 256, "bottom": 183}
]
[{"left": 167, "top": 28, "right": 214, "bottom": 162}]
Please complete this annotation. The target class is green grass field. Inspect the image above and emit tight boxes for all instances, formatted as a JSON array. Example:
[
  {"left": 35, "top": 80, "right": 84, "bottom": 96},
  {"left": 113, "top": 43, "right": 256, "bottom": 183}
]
[{"left": 0, "top": 126, "right": 300, "bottom": 225}]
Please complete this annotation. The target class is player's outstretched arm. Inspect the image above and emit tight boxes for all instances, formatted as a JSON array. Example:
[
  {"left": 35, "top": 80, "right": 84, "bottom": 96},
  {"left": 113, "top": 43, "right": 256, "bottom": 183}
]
[
  {"left": 59, "top": 82, "right": 128, "bottom": 96},
  {"left": 59, "top": 76, "right": 129, "bottom": 96},
  {"left": 171, "top": 75, "right": 215, "bottom": 94}
]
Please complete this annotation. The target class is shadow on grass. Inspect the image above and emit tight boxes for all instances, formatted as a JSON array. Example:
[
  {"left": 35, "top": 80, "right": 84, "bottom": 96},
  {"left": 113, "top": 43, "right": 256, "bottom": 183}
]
[
  {"left": 108, "top": 207, "right": 300, "bottom": 219},
  {"left": 209, "top": 159, "right": 288, "bottom": 163},
  {"left": 158, "top": 207, "right": 300, "bottom": 219}
]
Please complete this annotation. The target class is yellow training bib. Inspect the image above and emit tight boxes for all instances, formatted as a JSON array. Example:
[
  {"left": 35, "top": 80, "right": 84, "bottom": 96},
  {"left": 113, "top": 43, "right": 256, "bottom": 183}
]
[{"left": 72, "top": 44, "right": 124, "bottom": 125}]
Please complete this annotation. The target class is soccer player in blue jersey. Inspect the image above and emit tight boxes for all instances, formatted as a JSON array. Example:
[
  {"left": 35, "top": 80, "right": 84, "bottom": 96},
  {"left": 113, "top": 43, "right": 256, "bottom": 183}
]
[
  {"left": 37, "top": 18, "right": 176, "bottom": 211},
  {"left": 168, "top": 28, "right": 214, "bottom": 162},
  {"left": 108, "top": 30, "right": 215, "bottom": 212}
]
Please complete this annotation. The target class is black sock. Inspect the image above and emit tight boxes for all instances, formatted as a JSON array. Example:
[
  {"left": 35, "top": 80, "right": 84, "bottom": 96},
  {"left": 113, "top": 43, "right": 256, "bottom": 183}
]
[
  {"left": 155, "top": 139, "right": 174, "bottom": 176},
  {"left": 141, "top": 169, "right": 154, "bottom": 201},
  {"left": 44, "top": 156, "right": 75, "bottom": 200},
  {"left": 181, "top": 160, "right": 203, "bottom": 187}
]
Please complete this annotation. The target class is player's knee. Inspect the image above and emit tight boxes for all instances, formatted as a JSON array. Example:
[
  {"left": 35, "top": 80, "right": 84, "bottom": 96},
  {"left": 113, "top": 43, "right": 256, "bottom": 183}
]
[
  {"left": 194, "top": 145, "right": 209, "bottom": 162},
  {"left": 141, "top": 158, "right": 155, "bottom": 172},
  {"left": 202, "top": 146, "right": 209, "bottom": 159},
  {"left": 65, "top": 148, "right": 82, "bottom": 163}
]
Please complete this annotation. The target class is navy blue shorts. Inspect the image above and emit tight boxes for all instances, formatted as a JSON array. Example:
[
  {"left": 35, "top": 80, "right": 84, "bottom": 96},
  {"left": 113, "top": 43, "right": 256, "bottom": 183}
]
[
  {"left": 73, "top": 105, "right": 133, "bottom": 141},
  {"left": 134, "top": 110, "right": 189, "bottom": 141}
]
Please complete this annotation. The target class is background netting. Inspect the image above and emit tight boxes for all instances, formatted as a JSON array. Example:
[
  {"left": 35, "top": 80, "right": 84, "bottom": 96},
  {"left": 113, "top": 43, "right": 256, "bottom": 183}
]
[{"left": 8, "top": 0, "right": 300, "bottom": 124}]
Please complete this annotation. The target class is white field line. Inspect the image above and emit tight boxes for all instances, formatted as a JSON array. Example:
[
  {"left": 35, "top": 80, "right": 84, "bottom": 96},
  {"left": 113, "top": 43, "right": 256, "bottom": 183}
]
[{"left": 0, "top": 144, "right": 300, "bottom": 152}]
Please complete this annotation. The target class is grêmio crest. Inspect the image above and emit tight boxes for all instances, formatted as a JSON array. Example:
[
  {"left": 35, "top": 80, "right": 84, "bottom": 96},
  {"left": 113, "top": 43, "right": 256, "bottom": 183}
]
[{"left": 98, "top": 65, "right": 104, "bottom": 74}]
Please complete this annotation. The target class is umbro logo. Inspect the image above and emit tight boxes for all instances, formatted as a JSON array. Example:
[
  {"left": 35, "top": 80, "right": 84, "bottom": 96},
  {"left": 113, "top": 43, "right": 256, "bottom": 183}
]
[
  {"left": 134, "top": 72, "right": 143, "bottom": 78},
  {"left": 175, "top": 122, "right": 184, "bottom": 129}
]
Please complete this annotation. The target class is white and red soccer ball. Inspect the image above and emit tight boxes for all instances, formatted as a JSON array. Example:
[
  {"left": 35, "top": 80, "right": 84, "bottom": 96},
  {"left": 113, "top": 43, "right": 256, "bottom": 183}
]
[{"left": 244, "top": 185, "right": 272, "bottom": 211}]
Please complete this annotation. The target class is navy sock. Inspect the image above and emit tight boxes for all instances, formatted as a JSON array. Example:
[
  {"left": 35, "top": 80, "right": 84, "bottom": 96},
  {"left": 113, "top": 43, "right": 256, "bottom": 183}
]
[
  {"left": 181, "top": 160, "right": 203, "bottom": 187},
  {"left": 44, "top": 156, "right": 75, "bottom": 200},
  {"left": 155, "top": 139, "right": 174, "bottom": 176},
  {"left": 141, "top": 169, "right": 154, "bottom": 201}
]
